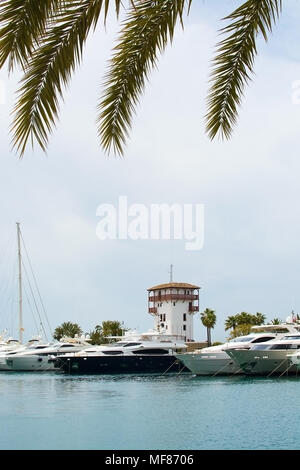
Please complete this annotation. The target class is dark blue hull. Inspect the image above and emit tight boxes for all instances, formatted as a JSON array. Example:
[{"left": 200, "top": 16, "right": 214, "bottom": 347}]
[{"left": 54, "top": 354, "right": 188, "bottom": 374}]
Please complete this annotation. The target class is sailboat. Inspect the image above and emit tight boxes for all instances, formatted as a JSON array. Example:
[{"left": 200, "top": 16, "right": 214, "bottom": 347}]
[{"left": 0, "top": 223, "right": 51, "bottom": 370}]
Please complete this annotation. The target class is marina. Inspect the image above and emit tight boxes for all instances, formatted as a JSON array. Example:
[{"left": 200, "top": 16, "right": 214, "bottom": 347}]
[
  {"left": 2, "top": 227, "right": 300, "bottom": 379},
  {"left": 2, "top": 226, "right": 300, "bottom": 452},
  {"left": 1, "top": 0, "right": 300, "bottom": 453}
]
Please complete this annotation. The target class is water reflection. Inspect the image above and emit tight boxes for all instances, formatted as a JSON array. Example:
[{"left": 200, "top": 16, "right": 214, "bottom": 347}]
[{"left": 1, "top": 371, "right": 300, "bottom": 449}]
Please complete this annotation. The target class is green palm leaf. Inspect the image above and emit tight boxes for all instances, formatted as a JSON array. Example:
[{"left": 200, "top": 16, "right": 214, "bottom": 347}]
[
  {"left": 11, "top": 0, "right": 124, "bottom": 156},
  {"left": 206, "top": 0, "right": 282, "bottom": 140},
  {"left": 98, "top": 0, "right": 192, "bottom": 155},
  {"left": 0, "top": 0, "right": 67, "bottom": 72}
]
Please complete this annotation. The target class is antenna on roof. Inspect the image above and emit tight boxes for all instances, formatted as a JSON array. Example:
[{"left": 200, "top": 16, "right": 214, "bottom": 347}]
[{"left": 169, "top": 264, "right": 173, "bottom": 282}]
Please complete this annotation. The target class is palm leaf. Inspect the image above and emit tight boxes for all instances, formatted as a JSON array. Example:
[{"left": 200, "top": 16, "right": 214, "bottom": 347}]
[
  {"left": 98, "top": 0, "right": 192, "bottom": 155},
  {"left": 206, "top": 0, "right": 282, "bottom": 140},
  {"left": 0, "top": 0, "right": 67, "bottom": 72},
  {"left": 11, "top": 0, "right": 124, "bottom": 156}
]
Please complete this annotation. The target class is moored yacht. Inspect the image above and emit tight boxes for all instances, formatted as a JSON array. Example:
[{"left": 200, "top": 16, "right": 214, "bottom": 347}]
[
  {"left": 54, "top": 330, "right": 188, "bottom": 374},
  {"left": 4, "top": 336, "right": 91, "bottom": 371},
  {"left": 0, "top": 337, "right": 43, "bottom": 371},
  {"left": 225, "top": 332, "right": 300, "bottom": 376},
  {"left": 175, "top": 323, "right": 299, "bottom": 376}
]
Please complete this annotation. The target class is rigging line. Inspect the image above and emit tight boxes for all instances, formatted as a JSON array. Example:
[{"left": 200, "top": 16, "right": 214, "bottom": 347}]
[
  {"left": 212, "top": 361, "right": 233, "bottom": 377},
  {"left": 20, "top": 230, "right": 52, "bottom": 337},
  {"left": 279, "top": 361, "right": 295, "bottom": 377},
  {"left": 22, "top": 282, "right": 39, "bottom": 334},
  {"left": 159, "top": 359, "right": 179, "bottom": 377},
  {"left": 0, "top": 257, "right": 18, "bottom": 326},
  {"left": 176, "top": 364, "right": 186, "bottom": 376},
  {"left": 21, "top": 258, "right": 48, "bottom": 341},
  {"left": 267, "top": 358, "right": 288, "bottom": 377},
  {"left": 8, "top": 285, "right": 16, "bottom": 339},
  {"left": 232, "top": 367, "right": 244, "bottom": 375},
  {"left": 0, "top": 226, "right": 15, "bottom": 275},
  {"left": 0, "top": 229, "right": 16, "bottom": 312},
  {"left": 0, "top": 244, "right": 17, "bottom": 305}
]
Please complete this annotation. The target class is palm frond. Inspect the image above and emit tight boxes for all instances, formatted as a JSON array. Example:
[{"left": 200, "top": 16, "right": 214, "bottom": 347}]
[
  {"left": 11, "top": 0, "right": 124, "bottom": 156},
  {"left": 98, "top": 0, "right": 192, "bottom": 156},
  {"left": 0, "top": 0, "right": 67, "bottom": 72},
  {"left": 206, "top": 0, "right": 282, "bottom": 140}
]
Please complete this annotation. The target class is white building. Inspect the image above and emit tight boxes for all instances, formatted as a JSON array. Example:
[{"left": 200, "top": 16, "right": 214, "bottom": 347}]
[{"left": 147, "top": 282, "right": 200, "bottom": 342}]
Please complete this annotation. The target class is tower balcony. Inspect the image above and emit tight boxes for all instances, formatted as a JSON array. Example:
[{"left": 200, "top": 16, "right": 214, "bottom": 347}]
[{"left": 148, "top": 294, "right": 198, "bottom": 302}]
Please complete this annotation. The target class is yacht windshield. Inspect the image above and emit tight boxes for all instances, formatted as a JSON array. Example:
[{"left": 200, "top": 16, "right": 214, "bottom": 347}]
[
  {"left": 270, "top": 344, "right": 300, "bottom": 350},
  {"left": 251, "top": 344, "right": 272, "bottom": 350},
  {"left": 132, "top": 349, "right": 169, "bottom": 355},
  {"left": 230, "top": 336, "right": 255, "bottom": 343},
  {"left": 252, "top": 343, "right": 300, "bottom": 350},
  {"left": 102, "top": 350, "right": 124, "bottom": 355},
  {"left": 280, "top": 336, "right": 300, "bottom": 341}
]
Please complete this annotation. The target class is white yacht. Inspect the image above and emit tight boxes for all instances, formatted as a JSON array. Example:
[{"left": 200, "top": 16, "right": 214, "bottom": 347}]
[
  {"left": 0, "top": 338, "right": 41, "bottom": 371},
  {"left": 175, "top": 324, "right": 299, "bottom": 376},
  {"left": 54, "top": 330, "right": 188, "bottom": 374},
  {"left": 0, "top": 338, "right": 20, "bottom": 351},
  {"left": 4, "top": 336, "right": 91, "bottom": 371},
  {"left": 225, "top": 332, "right": 300, "bottom": 376}
]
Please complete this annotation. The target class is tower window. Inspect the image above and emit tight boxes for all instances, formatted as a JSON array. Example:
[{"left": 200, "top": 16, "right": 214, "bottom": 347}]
[
  {"left": 183, "top": 325, "right": 186, "bottom": 331},
  {"left": 173, "top": 302, "right": 176, "bottom": 306},
  {"left": 183, "top": 313, "right": 186, "bottom": 322}
]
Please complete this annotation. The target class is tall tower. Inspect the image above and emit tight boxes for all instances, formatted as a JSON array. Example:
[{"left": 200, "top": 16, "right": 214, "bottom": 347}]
[{"left": 147, "top": 281, "right": 200, "bottom": 341}]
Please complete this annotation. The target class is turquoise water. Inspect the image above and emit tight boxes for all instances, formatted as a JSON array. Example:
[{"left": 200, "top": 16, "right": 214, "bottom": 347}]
[{"left": 0, "top": 371, "right": 300, "bottom": 450}]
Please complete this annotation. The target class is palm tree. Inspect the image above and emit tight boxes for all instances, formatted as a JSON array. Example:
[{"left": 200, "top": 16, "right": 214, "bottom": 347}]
[
  {"left": 253, "top": 312, "right": 266, "bottom": 325},
  {"left": 227, "top": 323, "right": 253, "bottom": 340},
  {"left": 225, "top": 312, "right": 265, "bottom": 336},
  {"left": 200, "top": 308, "right": 216, "bottom": 347},
  {"left": 271, "top": 318, "right": 282, "bottom": 325},
  {"left": 235, "top": 311, "right": 255, "bottom": 326},
  {"left": 53, "top": 321, "right": 82, "bottom": 340},
  {"left": 0, "top": 0, "right": 282, "bottom": 156},
  {"left": 224, "top": 315, "right": 239, "bottom": 332},
  {"left": 89, "top": 320, "right": 126, "bottom": 345}
]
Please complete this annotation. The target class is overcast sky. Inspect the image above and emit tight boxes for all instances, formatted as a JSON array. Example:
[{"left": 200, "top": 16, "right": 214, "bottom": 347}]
[{"left": 1, "top": 1, "right": 300, "bottom": 342}]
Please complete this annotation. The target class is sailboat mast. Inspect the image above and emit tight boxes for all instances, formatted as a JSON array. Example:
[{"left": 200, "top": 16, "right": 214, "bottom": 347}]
[{"left": 16, "top": 222, "right": 23, "bottom": 343}]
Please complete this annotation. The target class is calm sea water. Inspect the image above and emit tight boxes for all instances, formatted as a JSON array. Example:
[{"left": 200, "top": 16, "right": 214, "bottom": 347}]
[{"left": 0, "top": 371, "right": 300, "bottom": 450}]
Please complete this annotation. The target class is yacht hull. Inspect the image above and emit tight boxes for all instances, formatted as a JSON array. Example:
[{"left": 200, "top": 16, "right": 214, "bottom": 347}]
[
  {"left": 0, "top": 357, "right": 13, "bottom": 371},
  {"left": 6, "top": 355, "right": 56, "bottom": 371},
  {"left": 54, "top": 354, "right": 186, "bottom": 374},
  {"left": 176, "top": 352, "right": 242, "bottom": 376},
  {"left": 226, "top": 349, "right": 298, "bottom": 376}
]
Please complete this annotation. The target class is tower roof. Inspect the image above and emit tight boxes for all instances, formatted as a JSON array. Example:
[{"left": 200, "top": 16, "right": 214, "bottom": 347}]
[{"left": 147, "top": 282, "right": 200, "bottom": 291}]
